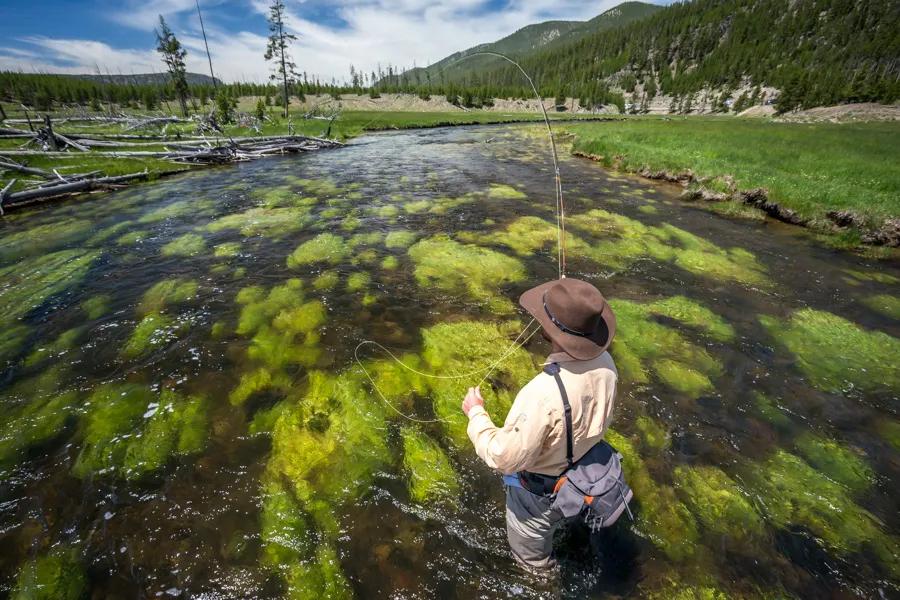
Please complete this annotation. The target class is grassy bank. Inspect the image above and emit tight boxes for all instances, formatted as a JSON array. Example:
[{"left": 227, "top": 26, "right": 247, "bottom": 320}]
[{"left": 563, "top": 117, "right": 900, "bottom": 248}]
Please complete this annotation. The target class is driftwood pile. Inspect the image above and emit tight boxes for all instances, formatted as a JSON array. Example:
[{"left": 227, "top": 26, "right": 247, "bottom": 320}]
[{"left": 0, "top": 112, "right": 344, "bottom": 211}]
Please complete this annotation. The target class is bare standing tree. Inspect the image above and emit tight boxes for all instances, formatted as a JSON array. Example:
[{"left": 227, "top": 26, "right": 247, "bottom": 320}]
[
  {"left": 155, "top": 15, "right": 190, "bottom": 117},
  {"left": 264, "top": 0, "right": 298, "bottom": 118}
]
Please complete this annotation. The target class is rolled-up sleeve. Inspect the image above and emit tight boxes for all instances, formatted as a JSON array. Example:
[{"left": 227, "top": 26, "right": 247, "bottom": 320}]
[{"left": 466, "top": 386, "right": 552, "bottom": 474}]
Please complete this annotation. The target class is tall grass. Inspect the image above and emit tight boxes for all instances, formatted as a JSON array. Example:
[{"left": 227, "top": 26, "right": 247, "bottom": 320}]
[{"left": 566, "top": 117, "right": 900, "bottom": 227}]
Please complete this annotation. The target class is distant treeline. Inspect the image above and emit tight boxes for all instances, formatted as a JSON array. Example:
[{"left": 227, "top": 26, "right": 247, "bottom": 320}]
[{"left": 0, "top": 72, "right": 364, "bottom": 113}]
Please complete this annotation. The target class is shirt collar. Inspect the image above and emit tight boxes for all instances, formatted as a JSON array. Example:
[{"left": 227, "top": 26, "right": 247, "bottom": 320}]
[{"left": 542, "top": 351, "right": 578, "bottom": 365}]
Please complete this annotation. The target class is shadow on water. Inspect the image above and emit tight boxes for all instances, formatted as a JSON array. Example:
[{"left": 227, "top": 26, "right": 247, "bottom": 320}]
[{"left": 0, "top": 123, "right": 897, "bottom": 599}]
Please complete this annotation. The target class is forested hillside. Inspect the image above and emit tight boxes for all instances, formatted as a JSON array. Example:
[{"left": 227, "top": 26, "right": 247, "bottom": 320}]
[
  {"left": 406, "top": 2, "right": 662, "bottom": 86},
  {"left": 390, "top": 0, "right": 900, "bottom": 112}
]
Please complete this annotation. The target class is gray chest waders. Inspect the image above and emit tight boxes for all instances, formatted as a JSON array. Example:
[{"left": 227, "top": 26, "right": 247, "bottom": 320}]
[{"left": 512, "top": 363, "right": 634, "bottom": 531}]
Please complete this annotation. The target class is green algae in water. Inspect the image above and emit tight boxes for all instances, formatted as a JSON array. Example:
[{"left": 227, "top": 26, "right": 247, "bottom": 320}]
[
  {"left": 0, "top": 250, "right": 98, "bottom": 363},
  {"left": 487, "top": 183, "right": 527, "bottom": 199},
  {"left": 408, "top": 235, "right": 525, "bottom": 314},
  {"left": 421, "top": 320, "right": 537, "bottom": 445},
  {"left": 384, "top": 230, "right": 418, "bottom": 249},
  {"left": 0, "top": 219, "right": 93, "bottom": 262},
  {"left": 207, "top": 207, "right": 313, "bottom": 238},
  {"left": 122, "top": 390, "right": 208, "bottom": 479},
  {"left": 348, "top": 232, "right": 384, "bottom": 248},
  {"left": 635, "top": 415, "right": 669, "bottom": 451},
  {"left": 862, "top": 294, "right": 900, "bottom": 320},
  {"left": 116, "top": 229, "right": 150, "bottom": 246},
  {"left": 0, "top": 390, "right": 78, "bottom": 466},
  {"left": 11, "top": 546, "right": 86, "bottom": 600},
  {"left": 748, "top": 450, "right": 898, "bottom": 572},
  {"left": 401, "top": 427, "right": 459, "bottom": 504},
  {"left": 403, "top": 198, "right": 430, "bottom": 214},
  {"left": 753, "top": 392, "right": 792, "bottom": 429},
  {"left": 289, "top": 177, "right": 343, "bottom": 197},
  {"left": 230, "top": 368, "right": 292, "bottom": 406},
  {"left": 674, "top": 465, "right": 765, "bottom": 544},
  {"left": 72, "top": 383, "right": 154, "bottom": 478},
  {"left": 24, "top": 327, "right": 84, "bottom": 367},
  {"left": 287, "top": 233, "right": 350, "bottom": 268},
  {"left": 138, "top": 199, "right": 214, "bottom": 224},
  {"left": 610, "top": 298, "right": 724, "bottom": 398},
  {"left": 346, "top": 272, "right": 370, "bottom": 292},
  {"left": 138, "top": 278, "right": 198, "bottom": 315},
  {"left": 81, "top": 294, "right": 111, "bottom": 319},
  {"left": 372, "top": 204, "right": 399, "bottom": 219},
  {"left": 121, "top": 312, "right": 182, "bottom": 359},
  {"left": 213, "top": 242, "right": 242, "bottom": 258},
  {"left": 760, "top": 308, "right": 900, "bottom": 396},
  {"left": 644, "top": 296, "right": 735, "bottom": 342},
  {"left": 568, "top": 209, "right": 769, "bottom": 286},
  {"left": 605, "top": 429, "right": 699, "bottom": 561},
  {"left": 259, "top": 369, "right": 393, "bottom": 595},
  {"left": 234, "top": 279, "right": 325, "bottom": 372},
  {"left": 795, "top": 433, "right": 874, "bottom": 493},
  {"left": 381, "top": 255, "right": 399, "bottom": 270},
  {"left": 161, "top": 233, "right": 206, "bottom": 257},
  {"left": 313, "top": 270, "right": 340, "bottom": 291}
]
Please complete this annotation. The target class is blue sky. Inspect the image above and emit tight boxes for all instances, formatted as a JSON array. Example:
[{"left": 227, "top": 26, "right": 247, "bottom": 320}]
[{"left": 1, "top": 1, "right": 672, "bottom": 82}]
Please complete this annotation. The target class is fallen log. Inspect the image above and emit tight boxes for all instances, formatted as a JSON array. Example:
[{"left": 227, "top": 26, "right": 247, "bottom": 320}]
[
  {"left": 3, "top": 171, "right": 152, "bottom": 206},
  {"left": 0, "top": 157, "right": 54, "bottom": 179},
  {"left": 0, "top": 178, "right": 16, "bottom": 214}
]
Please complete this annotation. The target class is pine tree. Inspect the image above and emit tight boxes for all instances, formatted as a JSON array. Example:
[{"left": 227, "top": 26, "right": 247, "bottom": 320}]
[
  {"left": 264, "top": 0, "right": 299, "bottom": 118},
  {"left": 155, "top": 15, "right": 190, "bottom": 117}
]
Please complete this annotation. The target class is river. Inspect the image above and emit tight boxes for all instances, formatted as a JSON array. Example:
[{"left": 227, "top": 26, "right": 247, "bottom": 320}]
[{"left": 0, "top": 124, "right": 897, "bottom": 598}]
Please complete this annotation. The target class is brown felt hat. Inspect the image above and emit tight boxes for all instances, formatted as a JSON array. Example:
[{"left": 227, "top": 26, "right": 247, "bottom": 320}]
[{"left": 519, "top": 278, "right": 616, "bottom": 361}]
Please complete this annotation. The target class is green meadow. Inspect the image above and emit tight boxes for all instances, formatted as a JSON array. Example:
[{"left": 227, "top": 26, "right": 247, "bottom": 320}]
[{"left": 564, "top": 117, "right": 900, "bottom": 246}]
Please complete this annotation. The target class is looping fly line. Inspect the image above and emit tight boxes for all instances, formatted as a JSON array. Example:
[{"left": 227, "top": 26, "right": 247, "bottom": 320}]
[
  {"left": 357, "top": 53, "right": 566, "bottom": 422},
  {"left": 355, "top": 318, "right": 540, "bottom": 423}
]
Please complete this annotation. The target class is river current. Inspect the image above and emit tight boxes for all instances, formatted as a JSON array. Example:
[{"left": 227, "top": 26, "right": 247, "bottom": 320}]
[{"left": 0, "top": 125, "right": 897, "bottom": 598}]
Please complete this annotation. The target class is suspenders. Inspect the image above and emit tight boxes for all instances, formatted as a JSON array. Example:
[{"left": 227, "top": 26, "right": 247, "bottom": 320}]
[{"left": 543, "top": 362, "right": 574, "bottom": 469}]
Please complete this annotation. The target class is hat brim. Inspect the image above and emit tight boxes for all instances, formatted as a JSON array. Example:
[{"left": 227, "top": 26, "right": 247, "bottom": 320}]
[{"left": 518, "top": 280, "right": 616, "bottom": 361}]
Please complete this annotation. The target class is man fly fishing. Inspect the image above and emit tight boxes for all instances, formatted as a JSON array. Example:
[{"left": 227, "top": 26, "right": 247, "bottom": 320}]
[{"left": 461, "top": 277, "right": 632, "bottom": 573}]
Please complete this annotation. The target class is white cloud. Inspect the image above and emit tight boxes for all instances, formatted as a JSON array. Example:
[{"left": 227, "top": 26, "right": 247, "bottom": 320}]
[{"left": 4, "top": 1, "right": 650, "bottom": 82}]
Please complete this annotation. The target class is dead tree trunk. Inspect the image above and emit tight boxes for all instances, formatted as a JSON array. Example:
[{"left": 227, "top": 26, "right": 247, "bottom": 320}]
[{"left": 43, "top": 115, "right": 59, "bottom": 151}]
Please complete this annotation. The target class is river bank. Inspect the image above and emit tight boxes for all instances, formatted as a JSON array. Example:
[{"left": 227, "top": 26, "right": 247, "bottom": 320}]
[{"left": 563, "top": 117, "right": 900, "bottom": 253}]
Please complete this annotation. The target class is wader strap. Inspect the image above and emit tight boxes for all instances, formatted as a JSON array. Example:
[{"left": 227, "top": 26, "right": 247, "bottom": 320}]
[{"left": 543, "top": 363, "right": 574, "bottom": 469}]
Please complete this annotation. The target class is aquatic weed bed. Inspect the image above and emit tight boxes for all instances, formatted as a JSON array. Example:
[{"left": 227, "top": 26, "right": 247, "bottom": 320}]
[{"left": 0, "top": 125, "right": 897, "bottom": 598}]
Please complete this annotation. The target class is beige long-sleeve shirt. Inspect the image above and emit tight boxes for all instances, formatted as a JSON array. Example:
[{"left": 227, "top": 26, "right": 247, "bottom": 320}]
[{"left": 466, "top": 351, "right": 618, "bottom": 476}]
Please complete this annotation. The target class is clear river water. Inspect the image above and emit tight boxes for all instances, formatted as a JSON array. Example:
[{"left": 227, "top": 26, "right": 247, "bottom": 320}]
[{"left": 0, "top": 124, "right": 898, "bottom": 599}]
